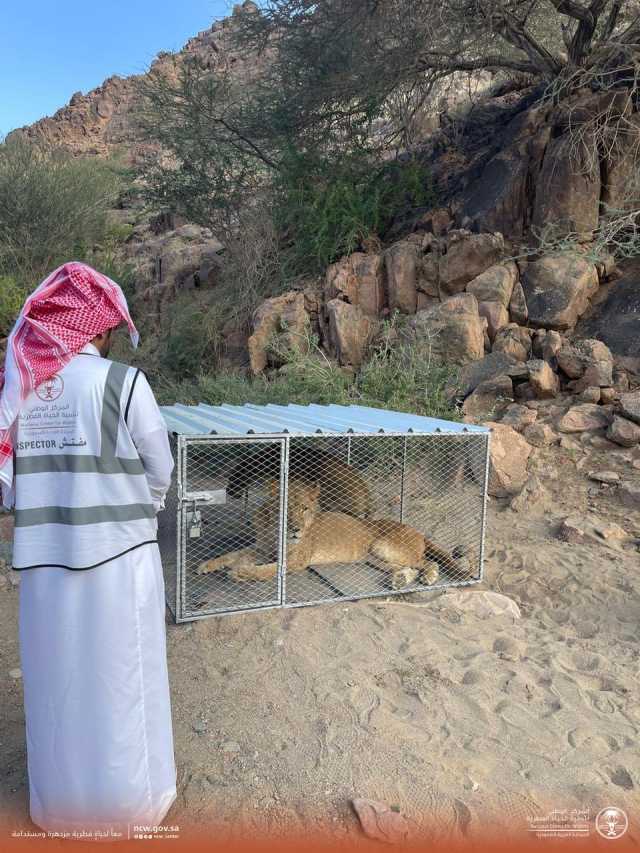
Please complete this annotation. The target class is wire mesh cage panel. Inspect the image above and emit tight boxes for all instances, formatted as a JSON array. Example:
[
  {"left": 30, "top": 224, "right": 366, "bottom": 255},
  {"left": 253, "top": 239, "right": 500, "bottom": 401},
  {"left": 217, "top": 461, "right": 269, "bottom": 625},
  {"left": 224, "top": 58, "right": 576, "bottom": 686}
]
[{"left": 158, "top": 407, "right": 490, "bottom": 622}]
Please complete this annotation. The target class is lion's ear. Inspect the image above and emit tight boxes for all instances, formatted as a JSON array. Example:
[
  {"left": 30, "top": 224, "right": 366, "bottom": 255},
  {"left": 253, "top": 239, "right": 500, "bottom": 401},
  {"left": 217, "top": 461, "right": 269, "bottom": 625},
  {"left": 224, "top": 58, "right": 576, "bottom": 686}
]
[
  {"left": 313, "top": 484, "right": 321, "bottom": 500},
  {"left": 268, "top": 479, "right": 279, "bottom": 496}
]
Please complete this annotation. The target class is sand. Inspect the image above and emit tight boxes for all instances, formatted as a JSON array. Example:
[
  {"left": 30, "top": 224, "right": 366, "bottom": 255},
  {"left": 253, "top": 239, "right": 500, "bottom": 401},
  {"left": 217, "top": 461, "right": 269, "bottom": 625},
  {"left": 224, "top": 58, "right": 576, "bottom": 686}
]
[{"left": 0, "top": 436, "right": 638, "bottom": 844}]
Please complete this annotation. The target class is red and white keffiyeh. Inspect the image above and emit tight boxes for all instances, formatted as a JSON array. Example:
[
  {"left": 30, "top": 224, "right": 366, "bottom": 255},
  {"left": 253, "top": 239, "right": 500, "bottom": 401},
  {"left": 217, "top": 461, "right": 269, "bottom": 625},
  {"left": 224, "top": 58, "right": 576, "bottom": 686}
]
[{"left": 0, "top": 261, "right": 138, "bottom": 497}]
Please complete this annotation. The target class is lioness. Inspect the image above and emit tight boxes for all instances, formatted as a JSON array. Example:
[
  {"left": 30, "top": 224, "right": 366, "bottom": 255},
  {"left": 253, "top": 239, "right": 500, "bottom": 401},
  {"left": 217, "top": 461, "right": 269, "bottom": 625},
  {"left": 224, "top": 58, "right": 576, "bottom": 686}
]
[{"left": 197, "top": 480, "right": 456, "bottom": 585}]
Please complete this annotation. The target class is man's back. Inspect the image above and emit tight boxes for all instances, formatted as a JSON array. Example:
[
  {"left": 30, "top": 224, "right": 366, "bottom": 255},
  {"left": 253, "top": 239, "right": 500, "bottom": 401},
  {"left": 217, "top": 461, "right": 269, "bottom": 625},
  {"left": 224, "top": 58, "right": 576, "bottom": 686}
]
[{"left": 13, "top": 346, "right": 164, "bottom": 570}]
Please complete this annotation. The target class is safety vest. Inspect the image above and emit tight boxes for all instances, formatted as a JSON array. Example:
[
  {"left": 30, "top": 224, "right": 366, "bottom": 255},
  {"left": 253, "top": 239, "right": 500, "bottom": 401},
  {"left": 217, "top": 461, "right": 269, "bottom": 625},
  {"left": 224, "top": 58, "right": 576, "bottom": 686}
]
[{"left": 12, "top": 352, "right": 158, "bottom": 570}]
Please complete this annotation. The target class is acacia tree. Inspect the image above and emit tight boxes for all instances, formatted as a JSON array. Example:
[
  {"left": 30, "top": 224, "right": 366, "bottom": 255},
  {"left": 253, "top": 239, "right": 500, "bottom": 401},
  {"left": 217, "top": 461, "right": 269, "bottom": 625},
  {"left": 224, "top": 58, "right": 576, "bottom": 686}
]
[{"left": 139, "top": 0, "right": 640, "bottom": 263}]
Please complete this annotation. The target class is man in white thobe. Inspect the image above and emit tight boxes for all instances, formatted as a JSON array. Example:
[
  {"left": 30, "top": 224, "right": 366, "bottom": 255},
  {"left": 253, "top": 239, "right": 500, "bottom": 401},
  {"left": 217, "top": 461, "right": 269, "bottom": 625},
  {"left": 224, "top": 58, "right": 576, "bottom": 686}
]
[{"left": 0, "top": 263, "right": 177, "bottom": 838}]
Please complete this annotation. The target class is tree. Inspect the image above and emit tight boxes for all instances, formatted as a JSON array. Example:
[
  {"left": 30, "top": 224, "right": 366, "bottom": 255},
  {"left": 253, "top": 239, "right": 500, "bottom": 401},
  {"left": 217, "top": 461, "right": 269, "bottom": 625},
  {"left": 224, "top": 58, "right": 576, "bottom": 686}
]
[{"left": 0, "top": 135, "right": 121, "bottom": 287}]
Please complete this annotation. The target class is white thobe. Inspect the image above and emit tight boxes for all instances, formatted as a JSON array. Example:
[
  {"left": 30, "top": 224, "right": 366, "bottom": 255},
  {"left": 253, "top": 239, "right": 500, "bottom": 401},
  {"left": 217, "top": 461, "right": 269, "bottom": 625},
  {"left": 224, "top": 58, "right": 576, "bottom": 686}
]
[{"left": 16, "top": 343, "right": 177, "bottom": 839}]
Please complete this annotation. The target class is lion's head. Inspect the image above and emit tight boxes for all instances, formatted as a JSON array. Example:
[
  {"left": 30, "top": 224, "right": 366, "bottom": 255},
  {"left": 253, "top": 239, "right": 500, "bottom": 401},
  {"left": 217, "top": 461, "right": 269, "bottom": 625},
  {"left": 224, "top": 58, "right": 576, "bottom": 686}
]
[{"left": 286, "top": 481, "right": 321, "bottom": 543}]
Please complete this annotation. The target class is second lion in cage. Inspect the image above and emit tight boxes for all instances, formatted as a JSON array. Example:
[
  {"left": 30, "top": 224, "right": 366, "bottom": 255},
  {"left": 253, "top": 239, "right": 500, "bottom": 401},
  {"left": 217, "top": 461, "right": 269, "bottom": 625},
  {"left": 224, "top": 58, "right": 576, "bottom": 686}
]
[{"left": 197, "top": 479, "right": 458, "bottom": 586}]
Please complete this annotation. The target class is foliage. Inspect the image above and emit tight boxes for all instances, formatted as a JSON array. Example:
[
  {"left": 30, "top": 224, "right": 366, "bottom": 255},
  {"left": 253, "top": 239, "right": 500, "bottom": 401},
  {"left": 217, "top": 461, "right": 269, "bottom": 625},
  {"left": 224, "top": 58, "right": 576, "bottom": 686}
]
[
  {"left": 274, "top": 151, "right": 436, "bottom": 275},
  {"left": 0, "top": 275, "right": 27, "bottom": 338},
  {"left": 153, "top": 314, "right": 458, "bottom": 422},
  {"left": 0, "top": 135, "right": 122, "bottom": 287}
]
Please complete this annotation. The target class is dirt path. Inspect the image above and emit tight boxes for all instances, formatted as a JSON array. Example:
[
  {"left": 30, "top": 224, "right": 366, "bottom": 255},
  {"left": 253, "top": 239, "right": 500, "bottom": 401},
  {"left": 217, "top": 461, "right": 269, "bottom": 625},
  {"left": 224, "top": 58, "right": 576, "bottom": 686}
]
[{"left": 0, "top": 439, "right": 638, "bottom": 845}]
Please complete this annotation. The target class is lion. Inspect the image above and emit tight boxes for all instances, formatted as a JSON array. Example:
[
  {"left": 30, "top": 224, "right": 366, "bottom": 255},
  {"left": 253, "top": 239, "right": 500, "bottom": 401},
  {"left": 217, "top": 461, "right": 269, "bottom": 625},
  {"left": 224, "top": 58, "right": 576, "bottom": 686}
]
[
  {"left": 197, "top": 480, "right": 458, "bottom": 586},
  {"left": 227, "top": 444, "right": 371, "bottom": 517}
]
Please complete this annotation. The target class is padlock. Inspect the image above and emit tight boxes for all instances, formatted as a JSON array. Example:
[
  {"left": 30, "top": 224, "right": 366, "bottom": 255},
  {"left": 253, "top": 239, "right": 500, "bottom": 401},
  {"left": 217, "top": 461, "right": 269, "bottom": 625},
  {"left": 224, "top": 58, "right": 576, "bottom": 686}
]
[{"left": 188, "top": 508, "right": 202, "bottom": 539}]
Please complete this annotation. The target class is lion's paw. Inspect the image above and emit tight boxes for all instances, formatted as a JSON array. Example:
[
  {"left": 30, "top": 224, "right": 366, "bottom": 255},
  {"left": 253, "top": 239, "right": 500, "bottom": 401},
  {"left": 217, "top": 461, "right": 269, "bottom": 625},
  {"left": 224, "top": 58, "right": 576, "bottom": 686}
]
[{"left": 421, "top": 560, "right": 440, "bottom": 586}]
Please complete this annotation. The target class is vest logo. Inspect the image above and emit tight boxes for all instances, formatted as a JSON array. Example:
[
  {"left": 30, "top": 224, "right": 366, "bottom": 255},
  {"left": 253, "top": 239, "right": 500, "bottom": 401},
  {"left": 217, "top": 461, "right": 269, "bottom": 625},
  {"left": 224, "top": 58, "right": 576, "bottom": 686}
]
[{"left": 36, "top": 374, "right": 64, "bottom": 402}]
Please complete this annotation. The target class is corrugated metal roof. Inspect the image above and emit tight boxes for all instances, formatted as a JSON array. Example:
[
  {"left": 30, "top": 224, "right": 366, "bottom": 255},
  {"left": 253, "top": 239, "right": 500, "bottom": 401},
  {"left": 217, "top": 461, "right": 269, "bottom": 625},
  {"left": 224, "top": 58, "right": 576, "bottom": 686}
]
[{"left": 160, "top": 402, "right": 489, "bottom": 436}]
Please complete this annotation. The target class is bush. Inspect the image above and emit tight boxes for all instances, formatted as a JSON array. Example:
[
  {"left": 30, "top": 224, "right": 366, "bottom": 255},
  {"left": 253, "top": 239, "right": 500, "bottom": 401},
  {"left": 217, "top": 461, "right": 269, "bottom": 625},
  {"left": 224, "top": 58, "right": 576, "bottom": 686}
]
[
  {"left": 0, "top": 275, "right": 27, "bottom": 337},
  {"left": 275, "top": 151, "right": 436, "bottom": 276},
  {"left": 0, "top": 136, "right": 121, "bottom": 287}
]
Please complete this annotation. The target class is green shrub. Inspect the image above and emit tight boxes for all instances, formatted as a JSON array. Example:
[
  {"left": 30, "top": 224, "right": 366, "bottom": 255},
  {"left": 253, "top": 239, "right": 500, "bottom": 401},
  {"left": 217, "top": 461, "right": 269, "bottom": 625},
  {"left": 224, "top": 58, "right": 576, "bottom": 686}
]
[
  {"left": 0, "top": 275, "right": 27, "bottom": 337},
  {"left": 0, "top": 136, "right": 121, "bottom": 287},
  {"left": 275, "top": 151, "right": 436, "bottom": 276}
]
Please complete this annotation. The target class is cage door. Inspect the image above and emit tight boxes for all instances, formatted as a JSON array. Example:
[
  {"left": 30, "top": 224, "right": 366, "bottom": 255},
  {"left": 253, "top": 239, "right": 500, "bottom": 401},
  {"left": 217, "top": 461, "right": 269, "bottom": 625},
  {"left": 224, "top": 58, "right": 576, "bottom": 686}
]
[{"left": 178, "top": 436, "right": 287, "bottom": 618}]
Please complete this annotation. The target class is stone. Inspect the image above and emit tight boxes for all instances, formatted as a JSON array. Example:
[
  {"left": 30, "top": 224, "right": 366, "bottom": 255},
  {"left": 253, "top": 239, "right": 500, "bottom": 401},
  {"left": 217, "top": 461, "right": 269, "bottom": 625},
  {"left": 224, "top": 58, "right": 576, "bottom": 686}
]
[
  {"left": 557, "top": 339, "right": 613, "bottom": 379},
  {"left": 527, "top": 359, "right": 560, "bottom": 399},
  {"left": 588, "top": 471, "right": 621, "bottom": 484},
  {"left": 462, "top": 375, "right": 513, "bottom": 417},
  {"left": 558, "top": 515, "right": 629, "bottom": 549},
  {"left": 613, "top": 369, "right": 630, "bottom": 393},
  {"left": 515, "top": 382, "right": 536, "bottom": 402},
  {"left": 509, "top": 279, "right": 528, "bottom": 325},
  {"left": 384, "top": 241, "right": 420, "bottom": 314},
  {"left": 510, "top": 474, "right": 546, "bottom": 513},
  {"left": 455, "top": 352, "right": 528, "bottom": 399},
  {"left": 619, "top": 482, "right": 640, "bottom": 507},
  {"left": 557, "top": 404, "right": 611, "bottom": 433},
  {"left": 438, "top": 231, "right": 504, "bottom": 296},
  {"left": 500, "top": 403, "right": 538, "bottom": 432},
  {"left": 619, "top": 391, "right": 640, "bottom": 425},
  {"left": 524, "top": 422, "right": 558, "bottom": 447},
  {"left": 582, "top": 361, "right": 614, "bottom": 388},
  {"left": 466, "top": 262, "right": 518, "bottom": 307},
  {"left": 581, "top": 387, "right": 601, "bottom": 403},
  {"left": 607, "top": 416, "right": 640, "bottom": 447},
  {"left": 351, "top": 798, "right": 410, "bottom": 844},
  {"left": 9, "top": 668, "right": 22, "bottom": 680},
  {"left": 600, "top": 387, "right": 617, "bottom": 405},
  {"left": 462, "top": 108, "right": 551, "bottom": 239},
  {"left": 325, "top": 252, "right": 385, "bottom": 317},
  {"left": 478, "top": 301, "right": 509, "bottom": 341},
  {"left": 437, "top": 590, "right": 521, "bottom": 620},
  {"left": 325, "top": 299, "right": 372, "bottom": 367},
  {"left": 405, "top": 295, "right": 484, "bottom": 366},
  {"left": 492, "top": 324, "right": 532, "bottom": 362},
  {"left": 580, "top": 266, "right": 640, "bottom": 361},
  {"left": 484, "top": 422, "right": 533, "bottom": 497},
  {"left": 523, "top": 255, "right": 599, "bottom": 330},
  {"left": 532, "top": 134, "right": 601, "bottom": 240},
  {"left": 248, "top": 292, "right": 310, "bottom": 374},
  {"left": 560, "top": 435, "right": 583, "bottom": 452},
  {"left": 541, "top": 330, "right": 564, "bottom": 363}
]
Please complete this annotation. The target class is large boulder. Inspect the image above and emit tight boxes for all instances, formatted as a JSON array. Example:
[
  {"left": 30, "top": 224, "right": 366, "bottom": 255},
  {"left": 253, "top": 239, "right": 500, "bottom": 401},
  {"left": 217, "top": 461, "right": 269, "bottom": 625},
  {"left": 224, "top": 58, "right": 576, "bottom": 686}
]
[
  {"left": 579, "top": 261, "right": 640, "bottom": 365},
  {"left": 556, "top": 339, "right": 614, "bottom": 380},
  {"left": 465, "top": 262, "right": 518, "bottom": 307},
  {"left": 532, "top": 134, "right": 601, "bottom": 240},
  {"left": 557, "top": 404, "right": 612, "bottom": 433},
  {"left": 384, "top": 242, "right": 419, "bottom": 314},
  {"left": 619, "top": 391, "right": 640, "bottom": 424},
  {"left": 508, "top": 280, "right": 528, "bottom": 325},
  {"left": 492, "top": 324, "right": 532, "bottom": 362},
  {"left": 461, "top": 104, "right": 551, "bottom": 239},
  {"left": 438, "top": 231, "right": 504, "bottom": 296},
  {"left": 478, "top": 301, "right": 509, "bottom": 341},
  {"left": 404, "top": 293, "right": 484, "bottom": 365},
  {"left": 462, "top": 375, "right": 513, "bottom": 417},
  {"left": 325, "top": 299, "right": 372, "bottom": 367},
  {"left": 484, "top": 422, "right": 533, "bottom": 497},
  {"left": 248, "top": 291, "right": 310, "bottom": 374},
  {"left": 522, "top": 254, "right": 599, "bottom": 330},
  {"left": 456, "top": 351, "right": 528, "bottom": 398},
  {"left": 325, "top": 252, "right": 385, "bottom": 317},
  {"left": 527, "top": 359, "right": 560, "bottom": 398}
]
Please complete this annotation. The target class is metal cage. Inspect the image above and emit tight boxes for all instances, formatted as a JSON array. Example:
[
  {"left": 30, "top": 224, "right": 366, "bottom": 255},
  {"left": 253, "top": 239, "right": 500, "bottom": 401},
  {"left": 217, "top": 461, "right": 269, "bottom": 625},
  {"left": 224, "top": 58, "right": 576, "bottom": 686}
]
[{"left": 158, "top": 404, "right": 490, "bottom": 622}]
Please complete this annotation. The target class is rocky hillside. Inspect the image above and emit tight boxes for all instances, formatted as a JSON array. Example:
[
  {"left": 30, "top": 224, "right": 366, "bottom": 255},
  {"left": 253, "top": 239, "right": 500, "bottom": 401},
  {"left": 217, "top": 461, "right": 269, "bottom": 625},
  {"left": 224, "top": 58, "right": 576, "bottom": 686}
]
[{"left": 7, "top": 1, "right": 262, "bottom": 162}]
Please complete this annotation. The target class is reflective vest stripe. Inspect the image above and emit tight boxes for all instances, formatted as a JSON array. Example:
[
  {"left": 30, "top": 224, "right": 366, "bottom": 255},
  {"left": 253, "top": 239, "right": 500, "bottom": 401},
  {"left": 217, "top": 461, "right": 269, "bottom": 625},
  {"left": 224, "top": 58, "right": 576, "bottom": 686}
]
[
  {"left": 101, "top": 361, "right": 129, "bottom": 456},
  {"left": 14, "top": 503, "right": 156, "bottom": 527},
  {"left": 15, "top": 454, "right": 145, "bottom": 475}
]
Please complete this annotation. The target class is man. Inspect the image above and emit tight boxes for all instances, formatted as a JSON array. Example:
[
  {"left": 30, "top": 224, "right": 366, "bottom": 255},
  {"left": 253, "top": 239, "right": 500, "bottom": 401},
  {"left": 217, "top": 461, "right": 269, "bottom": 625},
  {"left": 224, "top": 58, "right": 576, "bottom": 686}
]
[{"left": 0, "top": 262, "right": 177, "bottom": 837}]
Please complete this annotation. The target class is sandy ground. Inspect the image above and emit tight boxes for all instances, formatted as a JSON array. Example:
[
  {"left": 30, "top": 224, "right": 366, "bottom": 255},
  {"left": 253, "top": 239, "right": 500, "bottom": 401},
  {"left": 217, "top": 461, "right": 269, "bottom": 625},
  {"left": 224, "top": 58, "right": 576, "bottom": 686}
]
[{"left": 0, "top": 435, "right": 638, "bottom": 845}]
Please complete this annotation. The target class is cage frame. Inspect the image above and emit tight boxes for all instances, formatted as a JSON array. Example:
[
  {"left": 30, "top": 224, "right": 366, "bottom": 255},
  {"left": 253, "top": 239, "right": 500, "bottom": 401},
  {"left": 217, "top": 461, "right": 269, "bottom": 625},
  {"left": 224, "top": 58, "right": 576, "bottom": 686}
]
[{"left": 162, "top": 418, "right": 491, "bottom": 624}]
